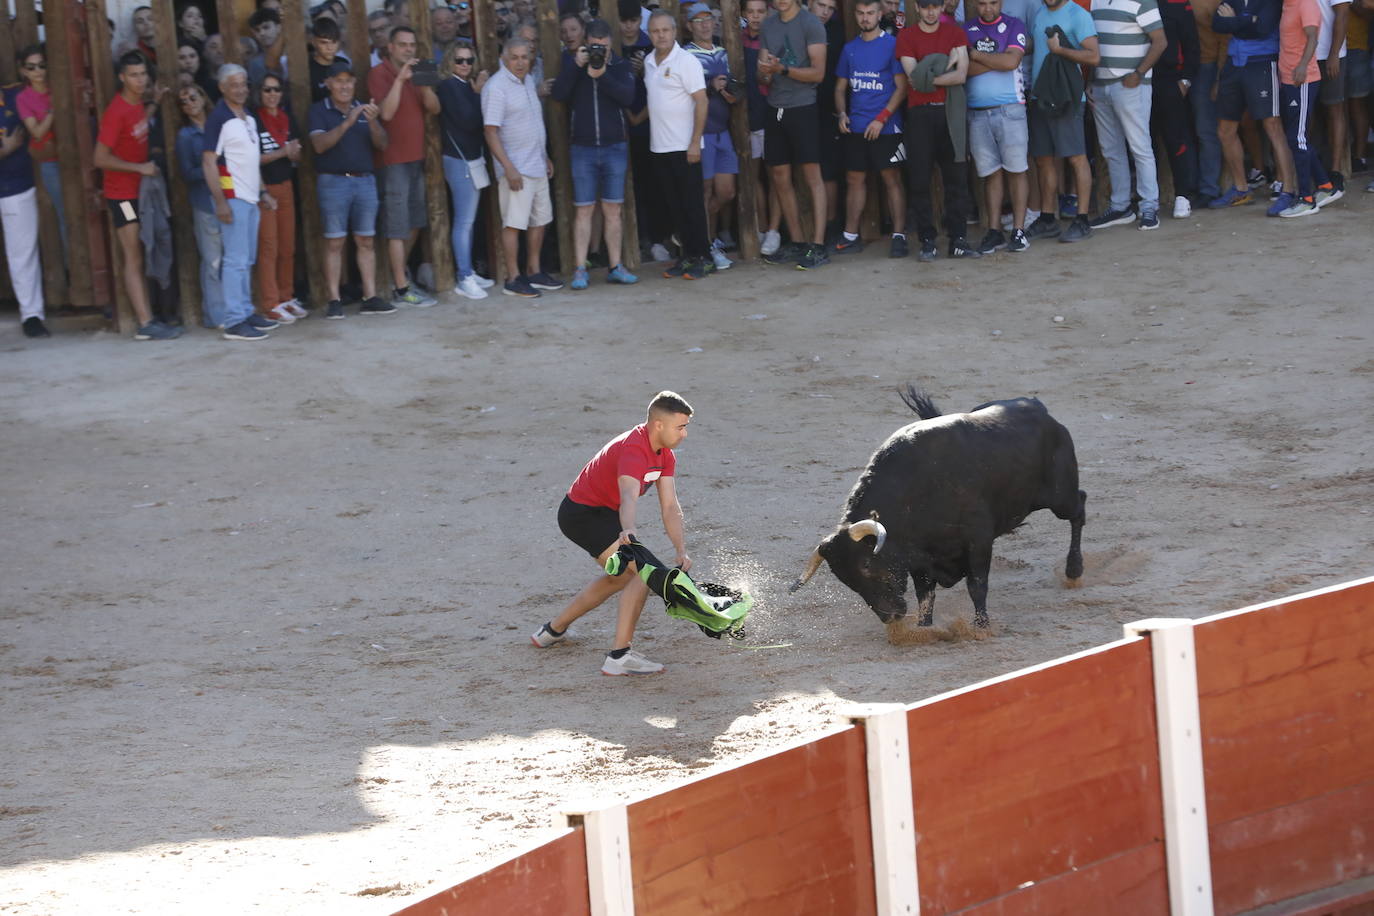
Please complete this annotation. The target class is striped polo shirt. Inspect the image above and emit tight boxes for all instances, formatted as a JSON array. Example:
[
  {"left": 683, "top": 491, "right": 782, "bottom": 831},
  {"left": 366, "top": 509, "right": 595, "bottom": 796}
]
[{"left": 1091, "top": 0, "right": 1164, "bottom": 84}]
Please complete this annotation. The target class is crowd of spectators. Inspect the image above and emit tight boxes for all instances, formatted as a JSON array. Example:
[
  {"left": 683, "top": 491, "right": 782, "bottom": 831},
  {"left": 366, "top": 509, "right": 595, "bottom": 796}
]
[{"left": 2, "top": 0, "right": 1366, "bottom": 339}]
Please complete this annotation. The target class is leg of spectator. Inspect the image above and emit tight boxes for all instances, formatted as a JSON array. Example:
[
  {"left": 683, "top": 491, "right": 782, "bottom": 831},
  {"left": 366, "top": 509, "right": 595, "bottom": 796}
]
[
  {"left": 680, "top": 154, "right": 711, "bottom": 260},
  {"left": 193, "top": 209, "right": 227, "bottom": 328},
  {"left": 221, "top": 199, "right": 260, "bottom": 331},
  {"left": 1240, "top": 114, "right": 1267, "bottom": 177},
  {"left": 39, "top": 160, "right": 68, "bottom": 260},
  {"left": 501, "top": 227, "right": 522, "bottom": 281},
  {"left": 277, "top": 182, "right": 296, "bottom": 305},
  {"left": 442, "top": 156, "right": 479, "bottom": 280},
  {"left": 843, "top": 170, "right": 866, "bottom": 235},
  {"left": 1070, "top": 154, "right": 1093, "bottom": 214},
  {"left": 880, "top": 167, "right": 906, "bottom": 235},
  {"left": 574, "top": 203, "right": 595, "bottom": 268},
  {"left": 0, "top": 188, "right": 45, "bottom": 323},
  {"left": 257, "top": 195, "right": 281, "bottom": 314},
  {"left": 769, "top": 163, "right": 803, "bottom": 243},
  {"left": 324, "top": 236, "right": 345, "bottom": 301},
  {"left": 1092, "top": 84, "right": 1133, "bottom": 213},
  {"left": 602, "top": 202, "right": 624, "bottom": 270},
  {"left": 1218, "top": 118, "right": 1245, "bottom": 191},
  {"left": 1158, "top": 81, "right": 1199, "bottom": 199},
  {"left": 983, "top": 169, "right": 1004, "bottom": 234},
  {"left": 526, "top": 223, "right": 546, "bottom": 276},
  {"left": 936, "top": 125, "right": 971, "bottom": 240},
  {"left": 355, "top": 233, "right": 379, "bottom": 299},
  {"left": 1036, "top": 155, "right": 1060, "bottom": 215},
  {"left": 1262, "top": 116, "right": 1297, "bottom": 191},
  {"left": 702, "top": 178, "right": 717, "bottom": 243},
  {"left": 1281, "top": 83, "right": 1313, "bottom": 198},
  {"left": 1191, "top": 63, "right": 1221, "bottom": 199},
  {"left": 713, "top": 173, "right": 736, "bottom": 241},
  {"left": 802, "top": 162, "right": 825, "bottom": 244},
  {"left": 1009, "top": 168, "right": 1028, "bottom": 232},
  {"left": 116, "top": 223, "right": 154, "bottom": 327},
  {"left": 1116, "top": 82, "right": 1159, "bottom": 216},
  {"left": 906, "top": 109, "right": 936, "bottom": 241}
]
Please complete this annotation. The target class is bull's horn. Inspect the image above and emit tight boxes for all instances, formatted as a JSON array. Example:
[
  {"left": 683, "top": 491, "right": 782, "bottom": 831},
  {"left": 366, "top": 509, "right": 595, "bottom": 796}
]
[
  {"left": 848, "top": 519, "right": 887, "bottom": 553},
  {"left": 788, "top": 548, "right": 824, "bottom": 593}
]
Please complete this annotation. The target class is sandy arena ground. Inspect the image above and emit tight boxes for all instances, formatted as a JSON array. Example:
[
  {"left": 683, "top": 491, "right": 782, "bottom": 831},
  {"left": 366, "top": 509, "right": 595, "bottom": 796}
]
[{"left": 2, "top": 199, "right": 1372, "bottom": 914}]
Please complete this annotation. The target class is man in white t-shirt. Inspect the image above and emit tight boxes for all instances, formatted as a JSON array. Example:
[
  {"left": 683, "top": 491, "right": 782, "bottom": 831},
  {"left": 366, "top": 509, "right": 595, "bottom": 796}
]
[
  {"left": 1316, "top": 0, "right": 1351, "bottom": 190},
  {"left": 644, "top": 10, "right": 713, "bottom": 280}
]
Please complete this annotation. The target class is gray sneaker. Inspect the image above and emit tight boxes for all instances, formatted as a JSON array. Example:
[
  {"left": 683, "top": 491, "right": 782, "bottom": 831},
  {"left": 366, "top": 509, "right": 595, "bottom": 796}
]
[
  {"left": 601, "top": 649, "right": 665, "bottom": 676},
  {"left": 530, "top": 623, "right": 566, "bottom": 648},
  {"left": 393, "top": 287, "right": 437, "bottom": 308},
  {"left": 1060, "top": 214, "right": 1094, "bottom": 243},
  {"left": 134, "top": 320, "right": 183, "bottom": 341}
]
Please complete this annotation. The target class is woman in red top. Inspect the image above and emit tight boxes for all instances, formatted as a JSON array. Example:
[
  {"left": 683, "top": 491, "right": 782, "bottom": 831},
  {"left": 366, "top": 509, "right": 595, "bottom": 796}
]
[
  {"left": 15, "top": 45, "right": 67, "bottom": 258},
  {"left": 254, "top": 73, "right": 307, "bottom": 321}
]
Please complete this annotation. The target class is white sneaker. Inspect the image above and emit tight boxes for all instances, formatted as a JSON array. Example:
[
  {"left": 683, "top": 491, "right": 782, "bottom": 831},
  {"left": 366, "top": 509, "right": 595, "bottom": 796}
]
[
  {"left": 999, "top": 212, "right": 1014, "bottom": 232},
  {"left": 710, "top": 247, "right": 733, "bottom": 271},
  {"left": 267, "top": 304, "right": 296, "bottom": 324},
  {"left": 283, "top": 300, "right": 309, "bottom": 319},
  {"left": 1172, "top": 195, "right": 1192, "bottom": 219},
  {"left": 650, "top": 243, "right": 671, "bottom": 262},
  {"left": 472, "top": 274, "right": 495, "bottom": 289},
  {"left": 601, "top": 649, "right": 664, "bottom": 676},
  {"left": 455, "top": 275, "right": 489, "bottom": 300},
  {"left": 530, "top": 623, "right": 566, "bottom": 648},
  {"left": 760, "top": 230, "right": 781, "bottom": 256}
]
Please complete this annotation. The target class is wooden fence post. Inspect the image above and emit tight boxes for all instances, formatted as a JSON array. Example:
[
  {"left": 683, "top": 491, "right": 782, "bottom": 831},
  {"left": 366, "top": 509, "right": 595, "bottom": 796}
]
[
  {"left": 412, "top": 0, "right": 457, "bottom": 293},
  {"left": 44, "top": 0, "right": 98, "bottom": 307},
  {"left": 719, "top": 0, "right": 760, "bottom": 261},
  {"left": 153, "top": 0, "right": 203, "bottom": 328},
  {"left": 13, "top": 0, "right": 37, "bottom": 51},
  {"left": 218, "top": 0, "right": 243, "bottom": 64},
  {"left": 845, "top": 704, "right": 920, "bottom": 915},
  {"left": 563, "top": 801, "right": 635, "bottom": 916},
  {"left": 535, "top": 0, "right": 574, "bottom": 276},
  {"left": 1124, "top": 618, "right": 1214, "bottom": 916},
  {"left": 471, "top": 0, "right": 506, "bottom": 283},
  {"left": 0, "top": 9, "right": 16, "bottom": 85},
  {"left": 283, "top": 0, "right": 327, "bottom": 307},
  {"left": 598, "top": 0, "right": 640, "bottom": 271}
]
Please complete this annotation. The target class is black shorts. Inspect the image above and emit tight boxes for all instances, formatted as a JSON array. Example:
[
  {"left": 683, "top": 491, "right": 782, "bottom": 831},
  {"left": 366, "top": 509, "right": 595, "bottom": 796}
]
[
  {"left": 1217, "top": 59, "right": 1280, "bottom": 122},
  {"left": 764, "top": 104, "right": 821, "bottom": 166},
  {"left": 844, "top": 132, "right": 904, "bottom": 173},
  {"left": 558, "top": 495, "right": 620, "bottom": 560},
  {"left": 107, "top": 198, "right": 141, "bottom": 228}
]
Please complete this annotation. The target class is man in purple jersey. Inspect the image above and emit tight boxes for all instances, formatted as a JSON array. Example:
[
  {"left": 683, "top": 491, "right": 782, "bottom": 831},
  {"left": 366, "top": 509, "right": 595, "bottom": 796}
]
[{"left": 964, "top": 0, "right": 1031, "bottom": 252}]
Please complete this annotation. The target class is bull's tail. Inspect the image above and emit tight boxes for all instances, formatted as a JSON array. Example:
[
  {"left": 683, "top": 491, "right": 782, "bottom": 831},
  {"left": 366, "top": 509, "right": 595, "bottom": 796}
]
[{"left": 899, "top": 385, "right": 942, "bottom": 420}]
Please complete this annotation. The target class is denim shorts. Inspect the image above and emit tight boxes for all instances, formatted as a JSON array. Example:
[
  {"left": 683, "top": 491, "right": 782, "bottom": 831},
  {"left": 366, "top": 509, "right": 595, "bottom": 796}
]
[
  {"left": 569, "top": 142, "right": 628, "bottom": 206},
  {"left": 317, "top": 172, "right": 378, "bottom": 238},
  {"left": 1346, "top": 48, "right": 1372, "bottom": 99},
  {"left": 701, "top": 130, "right": 739, "bottom": 179},
  {"left": 968, "top": 103, "right": 1029, "bottom": 176}
]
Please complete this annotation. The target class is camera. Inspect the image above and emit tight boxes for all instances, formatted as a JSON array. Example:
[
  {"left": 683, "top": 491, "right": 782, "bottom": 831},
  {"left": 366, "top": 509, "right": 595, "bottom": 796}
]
[
  {"left": 723, "top": 77, "right": 744, "bottom": 96},
  {"left": 582, "top": 44, "right": 607, "bottom": 69},
  {"left": 411, "top": 58, "right": 440, "bottom": 86}
]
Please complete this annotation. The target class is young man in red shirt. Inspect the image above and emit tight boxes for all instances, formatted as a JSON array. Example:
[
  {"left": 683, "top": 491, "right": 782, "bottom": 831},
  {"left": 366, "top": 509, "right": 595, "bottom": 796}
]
[
  {"left": 533, "top": 392, "right": 694, "bottom": 676},
  {"left": 93, "top": 52, "right": 182, "bottom": 340}
]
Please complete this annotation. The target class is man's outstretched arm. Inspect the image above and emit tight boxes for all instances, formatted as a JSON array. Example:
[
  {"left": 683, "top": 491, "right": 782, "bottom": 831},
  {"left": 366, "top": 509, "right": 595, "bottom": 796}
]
[{"left": 656, "top": 477, "right": 690, "bottom": 571}]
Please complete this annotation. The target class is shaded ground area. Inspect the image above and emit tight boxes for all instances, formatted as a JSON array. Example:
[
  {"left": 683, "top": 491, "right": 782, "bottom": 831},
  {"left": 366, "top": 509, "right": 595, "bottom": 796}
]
[{"left": 2, "top": 201, "right": 1371, "bottom": 913}]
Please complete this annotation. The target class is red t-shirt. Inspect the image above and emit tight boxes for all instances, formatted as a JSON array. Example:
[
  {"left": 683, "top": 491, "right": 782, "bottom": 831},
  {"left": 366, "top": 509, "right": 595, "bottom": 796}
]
[
  {"left": 97, "top": 93, "right": 149, "bottom": 200},
  {"left": 567, "top": 424, "right": 676, "bottom": 511},
  {"left": 894, "top": 20, "right": 968, "bottom": 107},
  {"left": 367, "top": 58, "right": 425, "bottom": 166},
  {"left": 16, "top": 87, "right": 55, "bottom": 160}
]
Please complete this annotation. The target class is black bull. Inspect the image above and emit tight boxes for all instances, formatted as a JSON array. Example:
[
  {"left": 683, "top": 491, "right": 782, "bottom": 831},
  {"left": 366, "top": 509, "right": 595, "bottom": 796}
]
[{"left": 790, "top": 390, "right": 1086, "bottom": 629}]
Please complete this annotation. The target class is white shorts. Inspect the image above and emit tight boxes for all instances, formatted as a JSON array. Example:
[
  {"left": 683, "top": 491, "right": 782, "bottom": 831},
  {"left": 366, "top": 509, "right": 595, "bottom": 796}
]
[
  {"left": 750, "top": 128, "right": 765, "bottom": 160},
  {"left": 498, "top": 173, "right": 552, "bottom": 230}
]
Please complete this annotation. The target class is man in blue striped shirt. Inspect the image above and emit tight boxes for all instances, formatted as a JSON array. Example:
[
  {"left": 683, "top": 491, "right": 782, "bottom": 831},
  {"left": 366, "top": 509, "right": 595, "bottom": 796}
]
[{"left": 1089, "top": 0, "right": 1167, "bottom": 229}]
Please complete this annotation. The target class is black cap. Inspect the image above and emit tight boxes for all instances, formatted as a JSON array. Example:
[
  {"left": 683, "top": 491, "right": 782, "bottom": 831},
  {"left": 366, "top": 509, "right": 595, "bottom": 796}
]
[{"left": 324, "top": 59, "right": 353, "bottom": 78}]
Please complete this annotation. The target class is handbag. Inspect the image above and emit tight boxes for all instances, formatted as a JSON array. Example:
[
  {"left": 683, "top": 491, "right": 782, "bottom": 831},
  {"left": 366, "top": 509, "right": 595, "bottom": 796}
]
[{"left": 466, "top": 155, "right": 490, "bottom": 190}]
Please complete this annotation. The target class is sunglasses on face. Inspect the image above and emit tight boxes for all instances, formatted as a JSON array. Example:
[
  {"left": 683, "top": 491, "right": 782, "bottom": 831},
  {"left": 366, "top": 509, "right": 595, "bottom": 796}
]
[
  {"left": 24, "top": 62, "right": 46, "bottom": 70},
  {"left": 455, "top": 56, "right": 475, "bottom": 63},
  {"left": 262, "top": 85, "right": 283, "bottom": 92}
]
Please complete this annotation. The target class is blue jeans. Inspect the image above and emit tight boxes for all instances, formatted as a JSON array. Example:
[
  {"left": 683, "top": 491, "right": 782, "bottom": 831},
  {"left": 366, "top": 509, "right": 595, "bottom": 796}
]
[
  {"left": 219, "top": 198, "right": 260, "bottom": 329},
  {"left": 441, "top": 155, "right": 480, "bottom": 280},
  {"left": 1092, "top": 80, "right": 1158, "bottom": 215},
  {"left": 192, "top": 207, "right": 227, "bottom": 328},
  {"left": 1192, "top": 63, "right": 1223, "bottom": 198},
  {"left": 569, "top": 142, "right": 628, "bottom": 205},
  {"left": 39, "top": 160, "right": 67, "bottom": 258}
]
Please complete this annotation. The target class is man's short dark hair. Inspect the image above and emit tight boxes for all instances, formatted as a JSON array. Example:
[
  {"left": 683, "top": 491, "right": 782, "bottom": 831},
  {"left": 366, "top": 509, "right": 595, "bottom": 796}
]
[
  {"left": 853, "top": 0, "right": 882, "bottom": 7},
  {"left": 16, "top": 43, "right": 43, "bottom": 68},
  {"left": 389, "top": 25, "right": 417, "bottom": 42},
  {"left": 132, "top": 5, "right": 151, "bottom": 17},
  {"left": 618, "top": 0, "right": 641, "bottom": 19},
  {"left": 249, "top": 7, "right": 280, "bottom": 27},
  {"left": 116, "top": 49, "right": 149, "bottom": 75},
  {"left": 385, "top": 0, "right": 408, "bottom": 13},
  {"left": 586, "top": 19, "right": 611, "bottom": 39},
  {"left": 311, "top": 16, "right": 341, "bottom": 40},
  {"left": 648, "top": 391, "right": 693, "bottom": 419}
]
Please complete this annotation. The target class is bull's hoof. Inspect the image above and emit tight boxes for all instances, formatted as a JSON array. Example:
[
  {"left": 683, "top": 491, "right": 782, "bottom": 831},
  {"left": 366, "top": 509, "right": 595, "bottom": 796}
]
[
  {"left": 973, "top": 615, "right": 990, "bottom": 629},
  {"left": 1066, "top": 557, "right": 1084, "bottom": 581},
  {"left": 918, "top": 614, "right": 933, "bottom": 627},
  {"left": 787, "top": 579, "right": 803, "bottom": 594}
]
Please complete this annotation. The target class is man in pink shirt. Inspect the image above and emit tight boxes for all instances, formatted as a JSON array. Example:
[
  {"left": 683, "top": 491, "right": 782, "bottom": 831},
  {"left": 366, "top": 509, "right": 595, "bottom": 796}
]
[
  {"left": 1274, "top": 0, "right": 1331, "bottom": 214},
  {"left": 532, "top": 391, "right": 695, "bottom": 676}
]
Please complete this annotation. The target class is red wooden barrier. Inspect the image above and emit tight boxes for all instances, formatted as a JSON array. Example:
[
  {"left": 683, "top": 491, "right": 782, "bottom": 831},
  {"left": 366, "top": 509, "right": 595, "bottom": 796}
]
[
  {"left": 393, "top": 828, "right": 590, "bottom": 916},
  {"left": 907, "top": 638, "right": 1168, "bottom": 914},
  {"left": 626, "top": 727, "right": 877, "bottom": 915},
  {"left": 1196, "top": 582, "right": 1374, "bottom": 915}
]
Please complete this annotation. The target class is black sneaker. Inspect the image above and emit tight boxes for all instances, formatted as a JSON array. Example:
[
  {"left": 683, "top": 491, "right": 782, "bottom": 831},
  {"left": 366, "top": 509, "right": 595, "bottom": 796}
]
[
  {"left": 325, "top": 299, "right": 345, "bottom": 319},
  {"left": 1026, "top": 213, "right": 1061, "bottom": 240},
  {"left": 223, "top": 320, "right": 269, "bottom": 340},
  {"left": 1353, "top": 157, "right": 1368, "bottom": 174},
  {"left": 1246, "top": 168, "right": 1268, "bottom": 189},
  {"left": 917, "top": 238, "right": 938, "bottom": 262},
  {"left": 1060, "top": 214, "right": 1093, "bottom": 243},
  {"left": 247, "top": 313, "right": 279, "bottom": 330},
  {"left": 762, "top": 242, "right": 800, "bottom": 265},
  {"left": 359, "top": 296, "right": 398, "bottom": 314},
  {"left": 682, "top": 258, "right": 709, "bottom": 280},
  {"left": 888, "top": 235, "right": 909, "bottom": 258},
  {"left": 662, "top": 260, "right": 687, "bottom": 279},
  {"left": 831, "top": 235, "right": 865, "bottom": 254},
  {"left": 528, "top": 271, "right": 564, "bottom": 290},
  {"left": 1138, "top": 211, "right": 1160, "bottom": 231},
  {"left": 948, "top": 238, "right": 982, "bottom": 259},
  {"left": 1089, "top": 206, "right": 1136, "bottom": 229},
  {"left": 1006, "top": 228, "right": 1029, "bottom": 252},
  {"left": 796, "top": 243, "right": 829, "bottom": 270},
  {"left": 22, "top": 316, "right": 50, "bottom": 338},
  {"left": 1330, "top": 170, "right": 1346, "bottom": 193},
  {"left": 502, "top": 276, "right": 542, "bottom": 298},
  {"left": 976, "top": 229, "right": 1006, "bottom": 255}
]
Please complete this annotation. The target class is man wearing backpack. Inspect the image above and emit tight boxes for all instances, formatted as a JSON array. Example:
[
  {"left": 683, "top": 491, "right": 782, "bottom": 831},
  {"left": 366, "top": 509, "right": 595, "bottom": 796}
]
[{"left": 1027, "top": 0, "right": 1101, "bottom": 241}]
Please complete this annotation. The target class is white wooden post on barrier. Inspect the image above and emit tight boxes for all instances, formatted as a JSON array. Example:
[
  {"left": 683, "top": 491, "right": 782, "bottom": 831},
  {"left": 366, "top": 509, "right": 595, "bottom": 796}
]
[
  {"left": 846, "top": 704, "right": 921, "bottom": 915},
  {"left": 563, "top": 801, "right": 634, "bottom": 916},
  {"left": 1125, "top": 618, "right": 1215, "bottom": 916}
]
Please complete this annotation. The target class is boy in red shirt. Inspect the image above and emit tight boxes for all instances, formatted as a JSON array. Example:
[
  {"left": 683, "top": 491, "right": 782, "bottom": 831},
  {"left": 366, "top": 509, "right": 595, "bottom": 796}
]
[
  {"left": 1274, "top": 0, "right": 1332, "bottom": 215},
  {"left": 533, "top": 392, "right": 694, "bottom": 676},
  {"left": 93, "top": 52, "right": 182, "bottom": 340}
]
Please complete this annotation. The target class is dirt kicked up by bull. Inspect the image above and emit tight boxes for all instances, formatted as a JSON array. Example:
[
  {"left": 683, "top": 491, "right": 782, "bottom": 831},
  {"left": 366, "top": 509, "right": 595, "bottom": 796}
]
[{"left": 790, "top": 387, "right": 1086, "bottom": 632}]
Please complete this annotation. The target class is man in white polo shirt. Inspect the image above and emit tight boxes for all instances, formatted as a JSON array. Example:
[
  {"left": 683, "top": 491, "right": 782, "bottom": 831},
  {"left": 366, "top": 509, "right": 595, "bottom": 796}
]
[
  {"left": 483, "top": 37, "right": 564, "bottom": 298},
  {"left": 644, "top": 9, "right": 712, "bottom": 281}
]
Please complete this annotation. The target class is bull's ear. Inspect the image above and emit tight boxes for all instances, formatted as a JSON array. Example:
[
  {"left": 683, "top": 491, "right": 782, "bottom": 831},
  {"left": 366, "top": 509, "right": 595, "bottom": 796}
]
[{"left": 818, "top": 534, "right": 835, "bottom": 558}]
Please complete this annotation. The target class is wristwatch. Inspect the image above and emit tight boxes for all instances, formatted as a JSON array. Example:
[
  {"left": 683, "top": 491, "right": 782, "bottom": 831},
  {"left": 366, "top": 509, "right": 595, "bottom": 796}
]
[
  {"left": 781, "top": 64, "right": 790, "bottom": 77},
  {"left": 1179, "top": 78, "right": 1191, "bottom": 89}
]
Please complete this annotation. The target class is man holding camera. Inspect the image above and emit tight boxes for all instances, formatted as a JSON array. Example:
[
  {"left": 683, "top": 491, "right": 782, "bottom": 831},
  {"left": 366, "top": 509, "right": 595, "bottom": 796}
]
[
  {"left": 369, "top": 26, "right": 441, "bottom": 308},
  {"left": 552, "top": 20, "right": 640, "bottom": 290},
  {"left": 685, "top": 2, "right": 741, "bottom": 271}
]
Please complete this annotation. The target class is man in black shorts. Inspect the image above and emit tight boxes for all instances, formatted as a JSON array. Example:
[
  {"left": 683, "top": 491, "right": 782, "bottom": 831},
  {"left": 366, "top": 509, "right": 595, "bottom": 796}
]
[
  {"left": 757, "top": 0, "right": 831, "bottom": 269},
  {"left": 832, "top": 0, "right": 909, "bottom": 257},
  {"left": 532, "top": 392, "right": 693, "bottom": 677}
]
